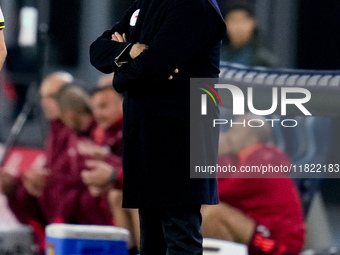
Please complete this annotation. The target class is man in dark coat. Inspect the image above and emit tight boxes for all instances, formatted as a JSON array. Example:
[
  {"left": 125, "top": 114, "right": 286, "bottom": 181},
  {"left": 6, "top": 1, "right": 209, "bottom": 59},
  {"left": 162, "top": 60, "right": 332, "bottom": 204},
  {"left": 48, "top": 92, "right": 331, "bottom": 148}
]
[{"left": 90, "top": 0, "right": 226, "bottom": 254}]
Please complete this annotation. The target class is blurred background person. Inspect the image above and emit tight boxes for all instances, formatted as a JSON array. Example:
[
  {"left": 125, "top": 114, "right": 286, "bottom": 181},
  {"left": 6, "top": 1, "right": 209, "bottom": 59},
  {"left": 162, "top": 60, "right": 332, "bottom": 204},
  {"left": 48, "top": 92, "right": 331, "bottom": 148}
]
[
  {"left": 80, "top": 74, "right": 123, "bottom": 194},
  {"left": 202, "top": 115, "right": 305, "bottom": 255},
  {"left": 31, "top": 72, "right": 75, "bottom": 225},
  {"left": 79, "top": 74, "right": 123, "bottom": 163},
  {"left": 0, "top": 71, "right": 73, "bottom": 254},
  {"left": 221, "top": 0, "right": 278, "bottom": 67},
  {"left": 52, "top": 83, "right": 114, "bottom": 225},
  {"left": 80, "top": 74, "right": 140, "bottom": 254}
]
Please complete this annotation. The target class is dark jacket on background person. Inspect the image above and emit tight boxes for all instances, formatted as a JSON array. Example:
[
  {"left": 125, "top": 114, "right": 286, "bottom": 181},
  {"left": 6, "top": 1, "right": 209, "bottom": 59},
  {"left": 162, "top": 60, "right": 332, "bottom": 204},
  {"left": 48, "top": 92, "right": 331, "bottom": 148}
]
[
  {"left": 7, "top": 120, "right": 71, "bottom": 225},
  {"left": 53, "top": 121, "right": 114, "bottom": 225},
  {"left": 7, "top": 120, "right": 73, "bottom": 254},
  {"left": 93, "top": 116, "right": 123, "bottom": 157},
  {"left": 92, "top": 117, "right": 124, "bottom": 189},
  {"left": 90, "top": 0, "right": 226, "bottom": 208}
]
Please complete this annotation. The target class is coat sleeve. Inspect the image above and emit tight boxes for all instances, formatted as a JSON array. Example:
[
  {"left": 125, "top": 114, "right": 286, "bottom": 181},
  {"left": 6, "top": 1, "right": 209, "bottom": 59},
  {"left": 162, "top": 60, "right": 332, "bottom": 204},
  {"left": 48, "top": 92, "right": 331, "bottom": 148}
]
[
  {"left": 113, "top": 0, "right": 226, "bottom": 92},
  {"left": 89, "top": 1, "right": 138, "bottom": 73}
]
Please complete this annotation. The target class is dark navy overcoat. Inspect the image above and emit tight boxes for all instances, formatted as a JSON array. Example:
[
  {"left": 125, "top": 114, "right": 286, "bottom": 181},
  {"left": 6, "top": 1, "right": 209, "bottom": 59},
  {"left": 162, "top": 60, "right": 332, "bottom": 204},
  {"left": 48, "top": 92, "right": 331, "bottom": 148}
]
[{"left": 90, "top": 0, "right": 226, "bottom": 208}]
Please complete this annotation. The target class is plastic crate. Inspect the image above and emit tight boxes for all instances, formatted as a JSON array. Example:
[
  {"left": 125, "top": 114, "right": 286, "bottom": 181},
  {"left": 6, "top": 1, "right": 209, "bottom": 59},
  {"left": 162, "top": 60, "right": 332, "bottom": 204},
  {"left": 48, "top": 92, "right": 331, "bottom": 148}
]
[{"left": 46, "top": 224, "right": 130, "bottom": 255}]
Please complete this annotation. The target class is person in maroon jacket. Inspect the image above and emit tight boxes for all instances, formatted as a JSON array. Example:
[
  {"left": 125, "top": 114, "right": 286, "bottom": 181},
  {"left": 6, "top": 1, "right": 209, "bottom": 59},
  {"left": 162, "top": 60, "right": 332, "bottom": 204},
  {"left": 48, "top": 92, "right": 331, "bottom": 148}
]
[
  {"left": 202, "top": 115, "right": 305, "bottom": 255},
  {"left": 80, "top": 74, "right": 124, "bottom": 192},
  {"left": 0, "top": 71, "right": 74, "bottom": 254},
  {"left": 33, "top": 73, "right": 75, "bottom": 224},
  {"left": 53, "top": 83, "right": 117, "bottom": 225},
  {"left": 80, "top": 74, "right": 140, "bottom": 252}
]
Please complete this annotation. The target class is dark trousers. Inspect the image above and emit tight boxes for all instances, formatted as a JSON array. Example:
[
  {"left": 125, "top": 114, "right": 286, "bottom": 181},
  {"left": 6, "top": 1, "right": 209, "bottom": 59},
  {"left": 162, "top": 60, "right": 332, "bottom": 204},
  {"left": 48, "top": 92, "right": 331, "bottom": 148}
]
[{"left": 139, "top": 205, "right": 203, "bottom": 255}]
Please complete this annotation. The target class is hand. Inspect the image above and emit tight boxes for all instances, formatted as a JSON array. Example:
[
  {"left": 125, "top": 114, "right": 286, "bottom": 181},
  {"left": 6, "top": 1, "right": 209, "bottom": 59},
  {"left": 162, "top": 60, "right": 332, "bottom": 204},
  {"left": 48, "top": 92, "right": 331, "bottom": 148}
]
[
  {"left": 0, "top": 171, "right": 16, "bottom": 197},
  {"left": 81, "top": 160, "right": 115, "bottom": 188},
  {"left": 112, "top": 31, "right": 148, "bottom": 59},
  {"left": 111, "top": 32, "right": 127, "bottom": 43},
  {"left": 88, "top": 186, "right": 105, "bottom": 197},
  {"left": 111, "top": 31, "right": 175, "bottom": 79},
  {"left": 168, "top": 68, "right": 179, "bottom": 80},
  {"left": 23, "top": 168, "right": 49, "bottom": 197},
  {"left": 129, "top": 43, "right": 148, "bottom": 59},
  {"left": 77, "top": 140, "right": 109, "bottom": 160}
]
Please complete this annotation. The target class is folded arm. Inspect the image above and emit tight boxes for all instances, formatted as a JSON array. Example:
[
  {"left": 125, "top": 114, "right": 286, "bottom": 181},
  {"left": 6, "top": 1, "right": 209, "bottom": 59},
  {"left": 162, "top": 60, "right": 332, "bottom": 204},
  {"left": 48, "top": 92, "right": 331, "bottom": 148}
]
[
  {"left": 89, "top": 1, "right": 138, "bottom": 73},
  {"left": 113, "top": 0, "right": 225, "bottom": 92}
]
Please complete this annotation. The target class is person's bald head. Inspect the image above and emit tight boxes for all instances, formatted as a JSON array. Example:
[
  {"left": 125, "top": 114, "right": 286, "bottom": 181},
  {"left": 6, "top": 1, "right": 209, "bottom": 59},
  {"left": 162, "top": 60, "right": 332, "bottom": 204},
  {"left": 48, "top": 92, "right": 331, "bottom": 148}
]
[
  {"left": 219, "top": 114, "right": 272, "bottom": 156},
  {"left": 40, "top": 71, "right": 74, "bottom": 120},
  {"left": 40, "top": 72, "right": 74, "bottom": 97}
]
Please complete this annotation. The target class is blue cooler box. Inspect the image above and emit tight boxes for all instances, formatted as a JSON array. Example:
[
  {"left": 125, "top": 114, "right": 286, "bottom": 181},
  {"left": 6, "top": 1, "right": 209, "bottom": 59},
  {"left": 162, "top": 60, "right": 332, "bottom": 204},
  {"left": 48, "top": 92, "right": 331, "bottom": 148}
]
[{"left": 46, "top": 224, "right": 130, "bottom": 255}]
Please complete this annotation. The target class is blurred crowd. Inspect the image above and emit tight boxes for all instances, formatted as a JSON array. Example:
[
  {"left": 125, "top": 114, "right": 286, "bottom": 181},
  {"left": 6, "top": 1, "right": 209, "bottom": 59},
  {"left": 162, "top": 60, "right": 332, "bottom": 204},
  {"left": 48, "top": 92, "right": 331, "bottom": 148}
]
[
  {"left": 0, "top": 73, "right": 306, "bottom": 255},
  {"left": 0, "top": 72, "right": 139, "bottom": 255},
  {"left": 0, "top": 1, "right": 308, "bottom": 255}
]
